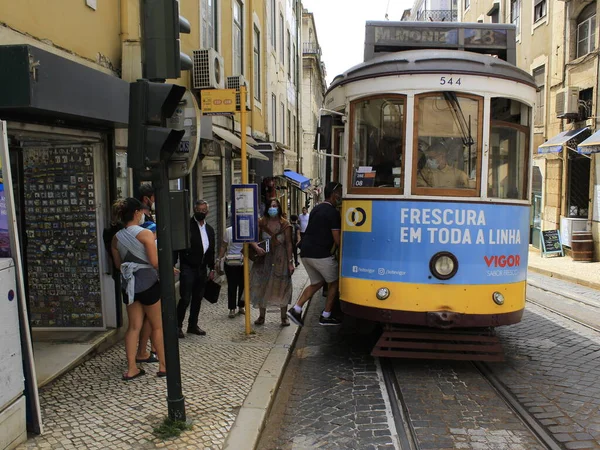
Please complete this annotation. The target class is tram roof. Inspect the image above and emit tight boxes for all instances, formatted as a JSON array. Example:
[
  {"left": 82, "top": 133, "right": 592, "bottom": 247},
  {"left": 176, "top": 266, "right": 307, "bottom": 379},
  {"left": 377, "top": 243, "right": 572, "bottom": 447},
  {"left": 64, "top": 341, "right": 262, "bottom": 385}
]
[{"left": 327, "top": 49, "right": 536, "bottom": 93}]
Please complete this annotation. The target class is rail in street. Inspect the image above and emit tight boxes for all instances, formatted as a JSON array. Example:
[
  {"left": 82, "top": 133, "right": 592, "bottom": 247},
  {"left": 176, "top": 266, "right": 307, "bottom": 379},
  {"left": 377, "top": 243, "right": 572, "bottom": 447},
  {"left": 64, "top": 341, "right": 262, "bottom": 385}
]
[{"left": 259, "top": 274, "right": 600, "bottom": 450}]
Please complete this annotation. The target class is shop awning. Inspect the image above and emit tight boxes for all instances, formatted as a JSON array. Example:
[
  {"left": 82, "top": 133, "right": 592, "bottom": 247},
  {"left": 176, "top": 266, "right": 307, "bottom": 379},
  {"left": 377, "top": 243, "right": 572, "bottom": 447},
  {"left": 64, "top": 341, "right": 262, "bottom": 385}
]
[
  {"left": 538, "top": 128, "right": 590, "bottom": 154},
  {"left": 283, "top": 170, "right": 311, "bottom": 191},
  {"left": 212, "top": 126, "right": 269, "bottom": 161},
  {"left": 577, "top": 129, "right": 600, "bottom": 154}
]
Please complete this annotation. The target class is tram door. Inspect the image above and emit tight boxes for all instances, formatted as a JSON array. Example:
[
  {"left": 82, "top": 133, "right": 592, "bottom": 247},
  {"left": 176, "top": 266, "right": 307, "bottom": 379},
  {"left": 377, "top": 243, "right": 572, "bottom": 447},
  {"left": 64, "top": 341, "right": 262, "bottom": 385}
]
[{"left": 333, "top": 127, "right": 344, "bottom": 183}]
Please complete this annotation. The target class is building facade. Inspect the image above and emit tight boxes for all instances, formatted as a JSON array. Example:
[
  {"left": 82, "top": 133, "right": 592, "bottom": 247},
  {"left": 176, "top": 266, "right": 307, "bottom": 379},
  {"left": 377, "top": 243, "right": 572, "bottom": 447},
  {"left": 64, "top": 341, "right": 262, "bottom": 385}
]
[
  {"left": 301, "top": 9, "right": 327, "bottom": 200},
  {"left": 0, "top": 0, "right": 309, "bottom": 438},
  {"left": 462, "top": 1, "right": 599, "bottom": 259}
]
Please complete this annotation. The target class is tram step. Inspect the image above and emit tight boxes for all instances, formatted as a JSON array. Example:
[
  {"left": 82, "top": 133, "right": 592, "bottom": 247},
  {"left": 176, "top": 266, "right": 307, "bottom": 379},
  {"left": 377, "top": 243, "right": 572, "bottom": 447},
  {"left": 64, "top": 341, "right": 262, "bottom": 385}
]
[{"left": 371, "top": 326, "right": 505, "bottom": 362}]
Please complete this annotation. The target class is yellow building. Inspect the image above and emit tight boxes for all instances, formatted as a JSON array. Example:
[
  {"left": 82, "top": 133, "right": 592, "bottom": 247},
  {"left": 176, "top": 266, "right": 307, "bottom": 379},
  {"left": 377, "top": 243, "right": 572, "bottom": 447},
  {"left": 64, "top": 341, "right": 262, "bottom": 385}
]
[
  {"left": 463, "top": 0, "right": 600, "bottom": 260},
  {"left": 0, "top": 0, "right": 305, "bottom": 440}
]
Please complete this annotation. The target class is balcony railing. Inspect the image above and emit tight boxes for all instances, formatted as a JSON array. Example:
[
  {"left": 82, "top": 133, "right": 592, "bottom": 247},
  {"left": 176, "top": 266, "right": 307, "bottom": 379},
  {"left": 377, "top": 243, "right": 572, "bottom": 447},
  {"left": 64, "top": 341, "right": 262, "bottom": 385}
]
[
  {"left": 303, "top": 42, "right": 322, "bottom": 57},
  {"left": 416, "top": 9, "right": 458, "bottom": 22}
]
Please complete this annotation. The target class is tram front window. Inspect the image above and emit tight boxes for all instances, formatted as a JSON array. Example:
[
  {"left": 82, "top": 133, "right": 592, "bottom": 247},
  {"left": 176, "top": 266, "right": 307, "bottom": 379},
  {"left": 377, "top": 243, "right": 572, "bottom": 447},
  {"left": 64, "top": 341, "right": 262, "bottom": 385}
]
[
  {"left": 414, "top": 93, "right": 481, "bottom": 195},
  {"left": 350, "top": 96, "right": 405, "bottom": 191},
  {"left": 487, "top": 98, "right": 530, "bottom": 200}
]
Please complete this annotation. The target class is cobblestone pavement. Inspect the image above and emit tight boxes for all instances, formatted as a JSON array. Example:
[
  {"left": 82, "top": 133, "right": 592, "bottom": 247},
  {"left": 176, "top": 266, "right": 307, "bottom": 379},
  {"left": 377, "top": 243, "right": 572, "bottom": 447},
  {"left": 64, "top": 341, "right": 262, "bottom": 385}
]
[
  {"left": 492, "top": 302, "right": 600, "bottom": 449},
  {"left": 17, "top": 267, "right": 308, "bottom": 450},
  {"left": 393, "top": 361, "right": 545, "bottom": 450},
  {"left": 257, "top": 301, "right": 396, "bottom": 450}
]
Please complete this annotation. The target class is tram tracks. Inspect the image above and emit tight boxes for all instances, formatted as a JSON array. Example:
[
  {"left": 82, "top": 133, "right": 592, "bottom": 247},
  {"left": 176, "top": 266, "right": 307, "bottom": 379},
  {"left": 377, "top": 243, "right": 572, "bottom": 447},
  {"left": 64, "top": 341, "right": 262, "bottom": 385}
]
[{"left": 380, "top": 357, "right": 561, "bottom": 450}]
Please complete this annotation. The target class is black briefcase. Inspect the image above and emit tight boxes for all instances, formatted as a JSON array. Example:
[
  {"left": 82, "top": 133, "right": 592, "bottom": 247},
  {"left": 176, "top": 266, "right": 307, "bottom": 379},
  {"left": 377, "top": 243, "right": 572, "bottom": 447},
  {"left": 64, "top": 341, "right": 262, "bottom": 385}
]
[{"left": 203, "top": 279, "right": 221, "bottom": 304}]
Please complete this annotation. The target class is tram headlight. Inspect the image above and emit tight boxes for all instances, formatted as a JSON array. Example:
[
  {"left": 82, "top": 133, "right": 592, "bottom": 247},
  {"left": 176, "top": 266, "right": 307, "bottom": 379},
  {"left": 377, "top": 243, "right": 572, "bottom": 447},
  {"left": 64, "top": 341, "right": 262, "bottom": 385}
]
[
  {"left": 429, "top": 252, "right": 458, "bottom": 280},
  {"left": 376, "top": 287, "right": 390, "bottom": 300},
  {"left": 492, "top": 292, "right": 505, "bottom": 305}
]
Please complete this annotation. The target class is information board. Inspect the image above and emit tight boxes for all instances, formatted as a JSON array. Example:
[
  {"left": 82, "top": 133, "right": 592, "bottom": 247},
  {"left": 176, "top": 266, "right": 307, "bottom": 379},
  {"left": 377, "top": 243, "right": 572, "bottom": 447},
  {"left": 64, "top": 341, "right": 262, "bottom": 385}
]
[
  {"left": 231, "top": 184, "right": 259, "bottom": 243},
  {"left": 541, "top": 229, "right": 564, "bottom": 257}
]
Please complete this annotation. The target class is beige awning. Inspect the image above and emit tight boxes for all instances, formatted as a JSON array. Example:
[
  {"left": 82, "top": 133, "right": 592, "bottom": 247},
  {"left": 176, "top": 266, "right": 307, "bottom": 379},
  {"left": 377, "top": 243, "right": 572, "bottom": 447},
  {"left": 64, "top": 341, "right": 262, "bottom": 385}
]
[{"left": 212, "top": 126, "right": 269, "bottom": 161}]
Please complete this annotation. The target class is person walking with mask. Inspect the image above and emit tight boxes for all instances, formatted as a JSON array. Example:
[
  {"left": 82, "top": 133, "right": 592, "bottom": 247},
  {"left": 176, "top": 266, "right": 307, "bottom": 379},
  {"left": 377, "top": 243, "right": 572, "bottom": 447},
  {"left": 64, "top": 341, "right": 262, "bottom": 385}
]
[
  {"left": 176, "top": 200, "right": 216, "bottom": 337},
  {"left": 287, "top": 181, "right": 343, "bottom": 327},
  {"left": 217, "top": 226, "right": 245, "bottom": 318},
  {"left": 249, "top": 198, "right": 295, "bottom": 326}
]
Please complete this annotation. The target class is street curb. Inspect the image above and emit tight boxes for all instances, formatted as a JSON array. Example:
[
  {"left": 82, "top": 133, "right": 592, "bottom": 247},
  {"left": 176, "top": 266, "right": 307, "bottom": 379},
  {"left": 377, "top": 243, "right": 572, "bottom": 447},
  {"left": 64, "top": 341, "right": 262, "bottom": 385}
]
[
  {"left": 528, "top": 266, "right": 600, "bottom": 292},
  {"left": 222, "top": 277, "right": 311, "bottom": 450}
]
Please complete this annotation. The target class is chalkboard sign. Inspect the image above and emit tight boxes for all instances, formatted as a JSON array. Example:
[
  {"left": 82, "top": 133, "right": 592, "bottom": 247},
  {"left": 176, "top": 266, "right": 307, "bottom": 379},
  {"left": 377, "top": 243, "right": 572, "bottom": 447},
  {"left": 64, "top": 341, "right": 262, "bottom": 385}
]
[{"left": 541, "top": 230, "right": 564, "bottom": 257}]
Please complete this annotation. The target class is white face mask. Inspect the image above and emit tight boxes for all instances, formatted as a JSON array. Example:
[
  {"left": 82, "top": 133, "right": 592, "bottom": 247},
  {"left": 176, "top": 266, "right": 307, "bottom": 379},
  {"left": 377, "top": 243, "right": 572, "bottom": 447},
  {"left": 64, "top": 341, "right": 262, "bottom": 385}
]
[
  {"left": 426, "top": 158, "right": 440, "bottom": 170},
  {"left": 151, "top": 202, "right": 155, "bottom": 211},
  {"left": 138, "top": 212, "right": 145, "bottom": 226}
]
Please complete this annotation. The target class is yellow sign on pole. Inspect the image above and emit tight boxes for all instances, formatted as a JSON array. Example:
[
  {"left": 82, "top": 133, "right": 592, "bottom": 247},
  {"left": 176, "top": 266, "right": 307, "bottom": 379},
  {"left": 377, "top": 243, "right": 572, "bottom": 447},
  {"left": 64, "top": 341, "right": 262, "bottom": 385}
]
[{"left": 200, "top": 89, "right": 237, "bottom": 115}]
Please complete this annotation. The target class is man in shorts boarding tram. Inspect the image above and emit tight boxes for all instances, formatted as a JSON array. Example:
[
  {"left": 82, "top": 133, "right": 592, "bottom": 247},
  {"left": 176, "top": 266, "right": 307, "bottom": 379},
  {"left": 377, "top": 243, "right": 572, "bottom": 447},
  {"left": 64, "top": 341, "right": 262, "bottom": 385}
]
[{"left": 287, "top": 182, "right": 343, "bottom": 326}]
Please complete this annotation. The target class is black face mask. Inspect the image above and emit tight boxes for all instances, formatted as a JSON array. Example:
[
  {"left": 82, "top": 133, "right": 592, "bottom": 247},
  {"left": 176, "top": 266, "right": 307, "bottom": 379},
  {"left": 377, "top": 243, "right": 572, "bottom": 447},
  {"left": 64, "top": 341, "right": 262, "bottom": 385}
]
[{"left": 194, "top": 212, "right": 206, "bottom": 221}]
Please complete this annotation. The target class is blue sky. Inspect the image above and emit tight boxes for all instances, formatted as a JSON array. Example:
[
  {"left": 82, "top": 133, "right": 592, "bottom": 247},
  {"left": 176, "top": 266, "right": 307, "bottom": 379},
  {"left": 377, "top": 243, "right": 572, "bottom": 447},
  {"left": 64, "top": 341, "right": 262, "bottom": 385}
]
[{"left": 301, "top": 0, "right": 414, "bottom": 85}]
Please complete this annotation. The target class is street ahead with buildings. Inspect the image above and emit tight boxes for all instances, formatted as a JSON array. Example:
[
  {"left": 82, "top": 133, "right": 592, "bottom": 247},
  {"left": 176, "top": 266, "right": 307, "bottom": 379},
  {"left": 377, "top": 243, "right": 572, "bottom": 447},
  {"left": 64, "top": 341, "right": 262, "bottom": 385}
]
[{"left": 2, "top": 1, "right": 600, "bottom": 449}]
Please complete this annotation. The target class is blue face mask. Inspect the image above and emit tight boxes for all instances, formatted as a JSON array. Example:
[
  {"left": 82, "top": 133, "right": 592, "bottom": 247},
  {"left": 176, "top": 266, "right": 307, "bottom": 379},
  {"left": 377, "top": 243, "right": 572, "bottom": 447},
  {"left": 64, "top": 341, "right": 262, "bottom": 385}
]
[{"left": 268, "top": 207, "right": 278, "bottom": 217}]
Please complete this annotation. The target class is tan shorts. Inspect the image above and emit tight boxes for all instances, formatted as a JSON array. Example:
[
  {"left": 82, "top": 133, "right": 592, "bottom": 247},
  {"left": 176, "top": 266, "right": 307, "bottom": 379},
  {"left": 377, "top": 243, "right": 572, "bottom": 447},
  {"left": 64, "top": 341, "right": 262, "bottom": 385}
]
[{"left": 301, "top": 256, "right": 339, "bottom": 285}]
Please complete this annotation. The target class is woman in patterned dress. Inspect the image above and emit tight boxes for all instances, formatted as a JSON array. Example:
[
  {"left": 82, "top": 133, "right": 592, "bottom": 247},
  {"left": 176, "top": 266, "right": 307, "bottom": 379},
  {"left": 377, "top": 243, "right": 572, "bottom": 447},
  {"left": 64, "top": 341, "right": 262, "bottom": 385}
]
[{"left": 249, "top": 198, "right": 295, "bottom": 326}]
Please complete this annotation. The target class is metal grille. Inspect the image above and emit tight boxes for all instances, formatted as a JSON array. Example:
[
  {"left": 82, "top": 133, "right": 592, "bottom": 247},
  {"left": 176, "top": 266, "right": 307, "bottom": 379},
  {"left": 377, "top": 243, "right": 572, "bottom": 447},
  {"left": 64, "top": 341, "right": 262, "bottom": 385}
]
[
  {"left": 226, "top": 76, "right": 250, "bottom": 110},
  {"left": 202, "top": 176, "right": 221, "bottom": 245},
  {"left": 192, "top": 50, "right": 210, "bottom": 89},
  {"left": 568, "top": 156, "right": 590, "bottom": 217}
]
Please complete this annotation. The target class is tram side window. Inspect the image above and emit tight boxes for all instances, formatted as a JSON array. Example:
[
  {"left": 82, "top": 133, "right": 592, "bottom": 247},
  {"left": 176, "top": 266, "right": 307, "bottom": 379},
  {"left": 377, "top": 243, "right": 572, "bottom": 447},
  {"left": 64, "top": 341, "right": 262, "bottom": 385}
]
[
  {"left": 350, "top": 96, "right": 405, "bottom": 190},
  {"left": 414, "top": 93, "right": 481, "bottom": 194},
  {"left": 488, "top": 98, "right": 530, "bottom": 200}
]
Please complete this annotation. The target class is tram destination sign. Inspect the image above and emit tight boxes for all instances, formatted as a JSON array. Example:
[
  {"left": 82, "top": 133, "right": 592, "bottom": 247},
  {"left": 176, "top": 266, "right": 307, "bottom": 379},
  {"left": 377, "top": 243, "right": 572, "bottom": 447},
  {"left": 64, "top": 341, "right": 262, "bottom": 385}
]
[
  {"left": 365, "top": 22, "right": 515, "bottom": 64},
  {"left": 372, "top": 26, "right": 507, "bottom": 48}
]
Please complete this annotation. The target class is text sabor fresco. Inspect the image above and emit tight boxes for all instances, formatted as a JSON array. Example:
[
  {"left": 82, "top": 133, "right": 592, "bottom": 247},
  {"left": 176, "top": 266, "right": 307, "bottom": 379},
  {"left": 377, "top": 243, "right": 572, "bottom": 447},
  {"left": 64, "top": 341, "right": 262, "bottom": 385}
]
[{"left": 399, "top": 208, "right": 521, "bottom": 245}]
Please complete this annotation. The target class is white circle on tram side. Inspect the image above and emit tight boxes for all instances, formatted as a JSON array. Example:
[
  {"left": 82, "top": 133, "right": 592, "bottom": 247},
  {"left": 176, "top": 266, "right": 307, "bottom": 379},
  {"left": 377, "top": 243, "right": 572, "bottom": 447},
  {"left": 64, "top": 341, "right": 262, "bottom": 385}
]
[{"left": 345, "top": 207, "right": 366, "bottom": 227}]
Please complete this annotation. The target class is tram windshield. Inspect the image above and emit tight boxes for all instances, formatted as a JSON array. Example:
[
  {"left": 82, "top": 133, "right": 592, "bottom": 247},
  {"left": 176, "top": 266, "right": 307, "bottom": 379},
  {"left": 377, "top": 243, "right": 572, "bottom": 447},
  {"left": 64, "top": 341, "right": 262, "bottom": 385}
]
[
  {"left": 414, "top": 93, "right": 481, "bottom": 195},
  {"left": 350, "top": 96, "right": 405, "bottom": 191}
]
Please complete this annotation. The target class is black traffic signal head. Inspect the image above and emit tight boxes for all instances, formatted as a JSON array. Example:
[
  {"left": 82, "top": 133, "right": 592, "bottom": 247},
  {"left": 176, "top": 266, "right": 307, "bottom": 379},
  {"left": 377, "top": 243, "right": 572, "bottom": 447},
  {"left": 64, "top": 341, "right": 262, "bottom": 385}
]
[
  {"left": 128, "top": 79, "right": 186, "bottom": 170},
  {"left": 142, "top": 0, "right": 192, "bottom": 80}
]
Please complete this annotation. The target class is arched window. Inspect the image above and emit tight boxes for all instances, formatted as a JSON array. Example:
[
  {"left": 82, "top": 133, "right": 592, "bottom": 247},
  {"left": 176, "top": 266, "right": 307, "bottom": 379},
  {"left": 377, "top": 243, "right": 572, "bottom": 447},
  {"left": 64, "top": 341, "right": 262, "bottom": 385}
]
[{"left": 577, "top": 3, "right": 596, "bottom": 58}]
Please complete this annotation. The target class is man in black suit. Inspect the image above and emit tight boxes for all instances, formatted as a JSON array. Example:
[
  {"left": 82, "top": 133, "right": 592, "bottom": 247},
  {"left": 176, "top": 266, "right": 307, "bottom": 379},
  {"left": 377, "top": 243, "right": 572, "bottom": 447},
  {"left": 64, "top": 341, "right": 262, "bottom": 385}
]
[{"left": 176, "top": 199, "right": 216, "bottom": 337}]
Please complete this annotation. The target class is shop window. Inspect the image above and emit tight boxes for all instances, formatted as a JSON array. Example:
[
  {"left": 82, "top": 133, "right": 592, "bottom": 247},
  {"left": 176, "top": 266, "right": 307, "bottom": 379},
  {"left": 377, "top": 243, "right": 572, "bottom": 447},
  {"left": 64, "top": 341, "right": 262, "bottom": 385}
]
[
  {"left": 568, "top": 155, "right": 590, "bottom": 218},
  {"left": 578, "top": 88, "right": 593, "bottom": 121},
  {"left": 233, "top": 0, "right": 243, "bottom": 75},
  {"left": 349, "top": 96, "right": 405, "bottom": 192},
  {"left": 534, "top": 0, "right": 546, "bottom": 23},
  {"left": 576, "top": 4, "right": 596, "bottom": 59},
  {"left": 413, "top": 92, "right": 481, "bottom": 196},
  {"left": 511, "top": 0, "right": 521, "bottom": 35},
  {"left": 533, "top": 66, "right": 545, "bottom": 127}
]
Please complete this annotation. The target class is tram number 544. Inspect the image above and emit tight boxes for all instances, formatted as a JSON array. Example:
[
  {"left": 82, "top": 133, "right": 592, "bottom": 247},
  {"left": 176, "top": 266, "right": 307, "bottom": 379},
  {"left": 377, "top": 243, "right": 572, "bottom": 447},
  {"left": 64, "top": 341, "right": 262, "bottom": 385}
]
[{"left": 440, "top": 77, "right": 461, "bottom": 86}]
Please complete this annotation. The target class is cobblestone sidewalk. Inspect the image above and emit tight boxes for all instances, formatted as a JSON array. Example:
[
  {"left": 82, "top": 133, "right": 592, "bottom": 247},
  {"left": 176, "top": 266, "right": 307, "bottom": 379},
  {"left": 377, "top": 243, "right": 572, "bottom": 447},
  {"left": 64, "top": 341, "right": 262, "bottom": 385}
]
[{"left": 18, "top": 266, "right": 308, "bottom": 450}]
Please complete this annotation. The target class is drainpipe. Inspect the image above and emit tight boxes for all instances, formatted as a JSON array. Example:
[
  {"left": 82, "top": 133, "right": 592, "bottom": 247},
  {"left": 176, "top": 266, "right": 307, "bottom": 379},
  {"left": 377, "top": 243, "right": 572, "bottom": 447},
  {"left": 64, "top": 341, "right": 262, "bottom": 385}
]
[
  {"left": 560, "top": 3, "right": 569, "bottom": 223},
  {"left": 247, "top": 0, "right": 254, "bottom": 138}
]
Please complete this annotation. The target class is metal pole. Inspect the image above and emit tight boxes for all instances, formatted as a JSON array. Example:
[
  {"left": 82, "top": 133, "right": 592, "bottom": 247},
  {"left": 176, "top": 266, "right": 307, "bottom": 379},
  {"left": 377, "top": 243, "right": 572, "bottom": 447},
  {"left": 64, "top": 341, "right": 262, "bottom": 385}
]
[
  {"left": 153, "top": 161, "right": 186, "bottom": 421},
  {"left": 240, "top": 85, "right": 252, "bottom": 335}
]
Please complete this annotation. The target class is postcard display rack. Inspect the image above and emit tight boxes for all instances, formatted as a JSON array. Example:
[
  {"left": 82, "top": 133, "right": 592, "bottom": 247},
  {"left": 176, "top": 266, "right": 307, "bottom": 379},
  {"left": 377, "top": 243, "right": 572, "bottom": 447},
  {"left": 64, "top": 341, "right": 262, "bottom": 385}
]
[{"left": 23, "top": 146, "right": 102, "bottom": 328}]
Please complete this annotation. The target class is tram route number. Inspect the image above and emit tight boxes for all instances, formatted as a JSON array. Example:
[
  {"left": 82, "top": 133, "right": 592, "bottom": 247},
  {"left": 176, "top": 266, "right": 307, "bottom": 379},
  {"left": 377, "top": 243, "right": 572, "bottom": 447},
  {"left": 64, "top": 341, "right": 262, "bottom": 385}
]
[{"left": 440, "top": 76, "right": 461, "bottom": 86}]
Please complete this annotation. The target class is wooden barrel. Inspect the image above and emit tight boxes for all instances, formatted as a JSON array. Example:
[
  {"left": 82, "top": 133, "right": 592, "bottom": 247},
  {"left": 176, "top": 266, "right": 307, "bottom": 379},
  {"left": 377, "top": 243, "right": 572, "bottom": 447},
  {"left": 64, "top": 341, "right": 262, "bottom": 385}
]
[{"left": 571, "top": 231, "right": 593, "bottom": 262}]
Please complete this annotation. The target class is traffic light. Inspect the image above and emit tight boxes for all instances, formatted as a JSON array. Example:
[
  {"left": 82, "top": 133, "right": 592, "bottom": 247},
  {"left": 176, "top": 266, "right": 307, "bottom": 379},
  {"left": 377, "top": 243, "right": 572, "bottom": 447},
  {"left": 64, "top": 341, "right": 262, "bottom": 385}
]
[
  {"left": 142, "top": 0, "right": 192, "bottom": 80},
  {"left": 127, "top": 79, "right": 186, "bottom": 171}
]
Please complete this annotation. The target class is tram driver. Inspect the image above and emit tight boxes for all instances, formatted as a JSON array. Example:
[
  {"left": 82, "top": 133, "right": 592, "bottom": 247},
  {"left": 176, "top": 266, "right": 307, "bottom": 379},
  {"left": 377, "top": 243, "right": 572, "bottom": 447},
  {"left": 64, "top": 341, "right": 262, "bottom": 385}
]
[{"left": 417, "top": 142, "right": 469, "bottom": 189}]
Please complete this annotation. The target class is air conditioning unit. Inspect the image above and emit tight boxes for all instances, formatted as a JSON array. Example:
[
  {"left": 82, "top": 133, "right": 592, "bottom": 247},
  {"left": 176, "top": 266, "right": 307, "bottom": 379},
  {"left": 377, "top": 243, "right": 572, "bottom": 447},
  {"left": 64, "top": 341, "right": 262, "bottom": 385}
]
[
  {"left": 226, "top": 75, "right": 251, "bottom": 111},
  {"left": 192, "top": 48, "right": 224, "bottom": 90},
  {"left": 556, "top": 86, "right": 579, "bottom": 118}
]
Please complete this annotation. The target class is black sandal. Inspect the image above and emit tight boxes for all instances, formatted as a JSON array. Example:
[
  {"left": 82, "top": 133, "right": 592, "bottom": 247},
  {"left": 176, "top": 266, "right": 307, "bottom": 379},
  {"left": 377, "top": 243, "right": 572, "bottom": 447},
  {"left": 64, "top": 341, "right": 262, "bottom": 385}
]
[{"left": 254, "top": 316, "right": 265, "bottom": 325}]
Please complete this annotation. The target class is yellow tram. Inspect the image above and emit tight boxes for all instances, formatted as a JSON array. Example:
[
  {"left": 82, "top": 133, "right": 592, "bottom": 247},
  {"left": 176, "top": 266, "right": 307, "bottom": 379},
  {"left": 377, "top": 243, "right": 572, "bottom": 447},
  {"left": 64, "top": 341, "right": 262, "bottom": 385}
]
[{"left": 317, "top": 22, "right": 537, "bottom": 352}]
